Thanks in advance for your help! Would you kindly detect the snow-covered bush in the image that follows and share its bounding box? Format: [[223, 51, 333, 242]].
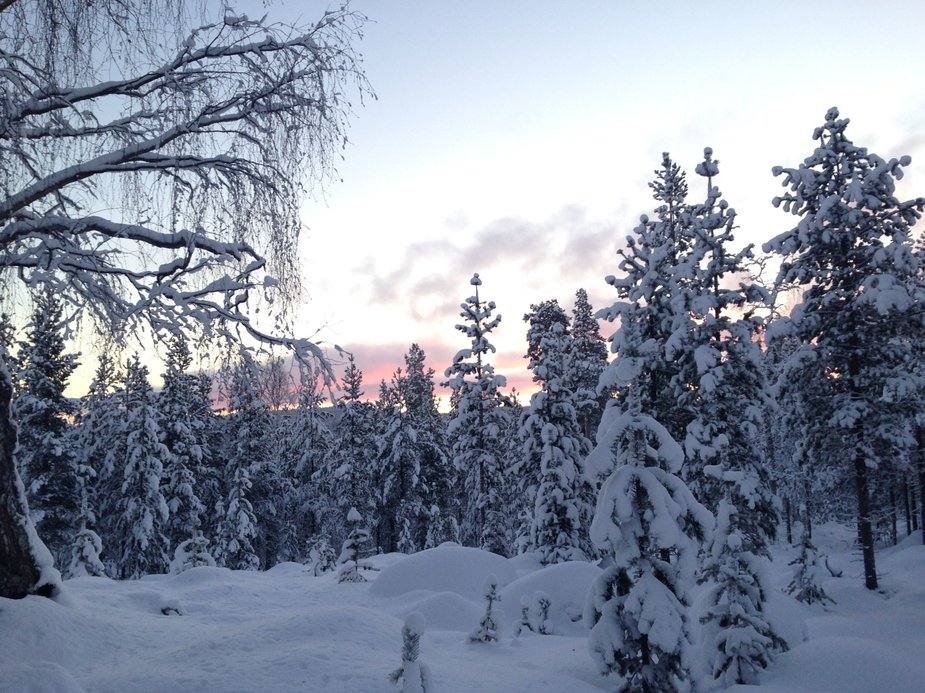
[[389, 612, 432, 692], [469, 574, 502, 643], [169, 533, 216, 574]]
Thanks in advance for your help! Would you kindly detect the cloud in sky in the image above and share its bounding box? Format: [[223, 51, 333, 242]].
[[362, 204, 627, 323]]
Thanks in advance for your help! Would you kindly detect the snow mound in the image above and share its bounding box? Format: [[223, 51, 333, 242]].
[[3, 662, 86, 693], [761, 635, 925, 693], [370, 545, 515, 600], [500, 560, 601, 635], [400, 591, 483, 631]]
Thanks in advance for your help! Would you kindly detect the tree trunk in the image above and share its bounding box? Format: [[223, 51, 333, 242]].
[[903, 476, 912, 537], [917, 426, 925, 544], [784, 495, 793, 545], [889, 482, 898, 546], [854, 453, 878, 590], [0, 358, 56, 598]]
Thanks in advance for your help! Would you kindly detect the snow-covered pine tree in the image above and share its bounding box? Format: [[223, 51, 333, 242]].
[[338, 507, 374, 582], [158, 334, 208, 556], [214, 361, 264, 571], [763, 108, 925, 590], [671, 148, 786, 684], [469, 574, 502, 643], [389, 612, 432, 693], [317, 354, 376, 549], [169, 531, 216, 574], [13, 291, 80, 566], [375, 367, 425, 554], [583, 154, 718, 688], [786, 533, 835, 606], [444, 274, 511, 555], [75, 352, 123, 563], [566, 288, 609, 441], [517, 299, 595, 563], [403, 344, 453, 549], [597, 154, 697, 447], [113, 354, 171, 579], [278, 365, 332, 562], [65, 527, 106, 578]]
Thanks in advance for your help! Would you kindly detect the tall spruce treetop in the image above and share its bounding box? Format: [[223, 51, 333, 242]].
[[444, 274, 510, 555], [763, 108, 925, 590], [598, 154, 695, 444]]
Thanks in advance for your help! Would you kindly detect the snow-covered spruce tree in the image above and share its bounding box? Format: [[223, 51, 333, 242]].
[[786, 533, 835, 606], [0, 0, 368, 599], [584, 298, 712, 691], [403, 344, 453, 549], [169, 531, 216, 574], [444, 274, 512, 555], [517, 299, 595, 563], [158, 334, 208, 555], [672, 148, 786, 684], [216, 361, 268, 571], [338, 507, 374, 583], [12, 291, 80, 567], [763, 108, 925, 590], [317, 354, 377, 548], [598, 154, 698, 448], [66, 527, 106, 578], [113, 355, 171, 579], [389, 612, 433, 693], [469, 574, 502, 643], [567, 288, 609, 442], [279, 366, 332, 562]]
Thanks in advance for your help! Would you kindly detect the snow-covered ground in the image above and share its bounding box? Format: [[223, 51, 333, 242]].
[[3, 527, 924, 692]]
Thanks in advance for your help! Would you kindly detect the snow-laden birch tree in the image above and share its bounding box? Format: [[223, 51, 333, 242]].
[[0, 0, 369, 598]]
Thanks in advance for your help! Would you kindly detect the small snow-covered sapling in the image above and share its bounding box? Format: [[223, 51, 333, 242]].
[[338, 507, 376, 583], [389, 612, 432, 693], [306, 535, 337, 576], [514, 595, 535, 636], [533, 590, 553, 635], [169, 532, 216, 575], [787, 535, 835, 606], [469, 574, 501, 643]]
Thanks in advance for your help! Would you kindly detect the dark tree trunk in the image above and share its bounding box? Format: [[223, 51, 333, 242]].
[[903, 477, 912, 537], [889, 481, 898, 546], [784, 495, 793, 545], [0, 360, 54, 599], [854, 453, 878, 590], [917, 426, 925, 544]]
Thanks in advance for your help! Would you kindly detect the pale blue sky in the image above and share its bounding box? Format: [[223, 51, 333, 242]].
[[279, 1, 925, 399]]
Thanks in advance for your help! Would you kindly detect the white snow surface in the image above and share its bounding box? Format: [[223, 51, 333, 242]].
[[2, 527, 924, 692]]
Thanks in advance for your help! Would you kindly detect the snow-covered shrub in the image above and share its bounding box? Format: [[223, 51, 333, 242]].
[[787, 535, 835, 606], [469, 574, 502, 643], [338, 508, 375, 583], [389, 612, 432, 692], [169, 533, 216, 574]]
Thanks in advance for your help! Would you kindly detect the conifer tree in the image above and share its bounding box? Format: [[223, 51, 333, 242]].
[[158, 335, 208, 554], [763, 108, 925, 590], [444, 274, 511, 555], [390, 612, 432, 693], [215, 361, 264, 571], [566, 288, 609, 441], [517, 299, 595, 563], [13, 291, 80, 566], [682, 149, 786, 684], [469, 574, 502, 643], [113, 354, 171, 579], [317, 354, 376, 548], [338, 507, 374, 582]]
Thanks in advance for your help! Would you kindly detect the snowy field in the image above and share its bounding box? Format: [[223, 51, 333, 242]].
[[3, 526, 924, 693]]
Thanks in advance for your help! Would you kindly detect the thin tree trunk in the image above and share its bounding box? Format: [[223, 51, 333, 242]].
[[784, 495, 793, 545], [854, 453, 878, 590], [889, 482, 898, 546], [0, 358, 55, 598], [903, 476, 912, 537], [917, 426, 925, 544]]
